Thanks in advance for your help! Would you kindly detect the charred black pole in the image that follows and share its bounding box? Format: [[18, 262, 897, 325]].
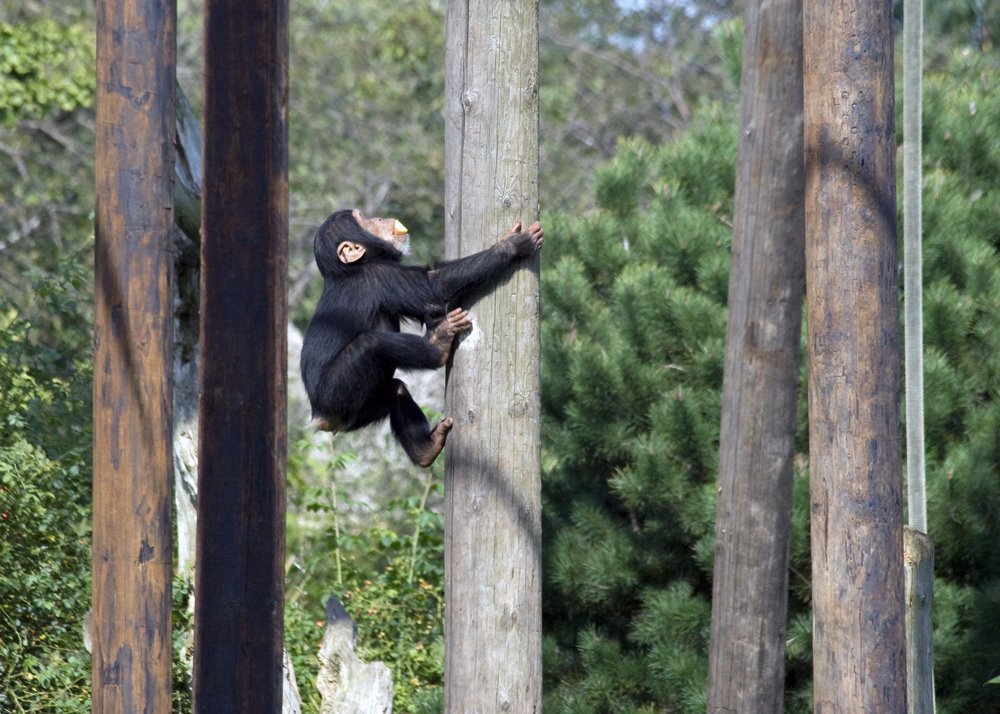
[[193, 0, 289, 710]]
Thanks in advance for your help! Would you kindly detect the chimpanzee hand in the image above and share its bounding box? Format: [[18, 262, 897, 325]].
[[427, 308, 473, 366], [503, 220, 545, 258]]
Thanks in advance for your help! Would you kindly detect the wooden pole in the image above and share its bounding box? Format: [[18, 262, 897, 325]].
[[905, 527, 936, 714], [193, 0, 289, 710], [443, 0, 542, 711], [706, 0, 804, 709], [803, 0, 907, 709], [93, 0, 175, 710]]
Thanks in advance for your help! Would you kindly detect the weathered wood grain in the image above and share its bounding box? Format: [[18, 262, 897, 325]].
[[804, 0, 907, 708], [93, 0, 176, 710], [905, 527, 935, 714], [443, 1, 542, 711], [707, 0, 805, 710], [193, 0, 289, 710]]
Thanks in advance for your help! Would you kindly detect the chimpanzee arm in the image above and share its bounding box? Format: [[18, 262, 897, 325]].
[[428, 223, 543, 304], [358, 262, 440, 320]]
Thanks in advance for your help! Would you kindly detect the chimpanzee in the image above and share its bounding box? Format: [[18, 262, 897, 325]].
[[300, 209, 544, 467]]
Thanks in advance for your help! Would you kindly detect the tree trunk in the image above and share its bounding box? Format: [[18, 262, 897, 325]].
[[905, 528, 935, 714], [316, 596, 393, 714], [443, 1, 542, 711], [173, 82, 202, 577], [193, 0, 289, 710], [707, 0, 804, 709], [92, 1, 175, 710], [803, 0, 907, 708]]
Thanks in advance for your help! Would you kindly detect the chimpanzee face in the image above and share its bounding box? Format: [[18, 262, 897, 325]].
[[352, 209, 410, 256]]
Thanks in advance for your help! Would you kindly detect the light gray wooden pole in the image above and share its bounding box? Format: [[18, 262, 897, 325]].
[[902, 1, 935, 710], [443, 0, 542, 711]]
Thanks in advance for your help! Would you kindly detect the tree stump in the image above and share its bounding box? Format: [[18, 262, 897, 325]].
[[317, 596, 393, 714]]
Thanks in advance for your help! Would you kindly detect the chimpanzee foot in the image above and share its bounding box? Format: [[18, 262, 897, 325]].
[[412, 417, 454, 467], [312, 416, 342, 433], [428, 308, 472, 366]]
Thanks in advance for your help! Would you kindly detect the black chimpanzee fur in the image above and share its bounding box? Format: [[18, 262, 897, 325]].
[[300, 209, 544, 467]]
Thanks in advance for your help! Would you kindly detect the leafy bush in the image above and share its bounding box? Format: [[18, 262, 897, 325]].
[[541, 114, 736, 714], [285, 441, 446, 712], [0, 262, 93, 711], [540, 48, 1000, 713], [0, 18, 94, 125]]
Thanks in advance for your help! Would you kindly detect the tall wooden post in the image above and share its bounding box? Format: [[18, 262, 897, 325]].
[[193, 0, 289, 710], [93, 1, 175, 710], [443, 0, 542, 711], [707, 0, 804, 709], [804, 0, 907, 709]]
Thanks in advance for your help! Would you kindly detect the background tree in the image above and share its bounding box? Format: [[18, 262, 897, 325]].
[[539, 38, 1000, 714], [0, 9, 96, 708], [0, 10, 94, 302], [538, 0, 742, 212], [0, 266, 92, 711], [917, 47, 1000, 712], [540, 114, 739, 713], [899, 0, 998, 68]]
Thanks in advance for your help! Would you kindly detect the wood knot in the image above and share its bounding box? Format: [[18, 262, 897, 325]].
[[508, 393, 531, 419]]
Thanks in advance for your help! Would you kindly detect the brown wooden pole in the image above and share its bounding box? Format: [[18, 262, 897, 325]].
[[192, 0, 288, 710], [706, 0, 804, 709], [443, 0, 542, 710], [803, 0, 906, 709], [93, 1, 176, 711]]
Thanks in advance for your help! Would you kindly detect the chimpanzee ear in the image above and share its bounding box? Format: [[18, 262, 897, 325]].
[[337, 241, 366, 264]]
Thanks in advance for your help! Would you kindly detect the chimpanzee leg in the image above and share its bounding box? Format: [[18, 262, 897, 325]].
[[369, 308, 471, 370], [309, 310, 470, 435], [312, 330, 443, 428], [388, 379, 453, 467]]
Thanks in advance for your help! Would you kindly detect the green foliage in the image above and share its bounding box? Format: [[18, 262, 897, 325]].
[[171, 577, 195, 714], [0, 10, 95, 308], [284, 0, 447, 276], [285, 443, 446, 712], [337, 525, 445, 714], [0, 4, 997, 713], [0, 265, 92, 712], [916, 49, 1000, 713], [539, 0, 740, 213], [541, 46, 1000, 713], [911, 3, 1000, 69], [0, 18, 100, 700], [541, 99, 735, 714], [714, 19, 745, 93], [0, 19, 94, 125]]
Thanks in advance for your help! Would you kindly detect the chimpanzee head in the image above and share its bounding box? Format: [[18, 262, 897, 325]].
[[313, 209, 410, 277]]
